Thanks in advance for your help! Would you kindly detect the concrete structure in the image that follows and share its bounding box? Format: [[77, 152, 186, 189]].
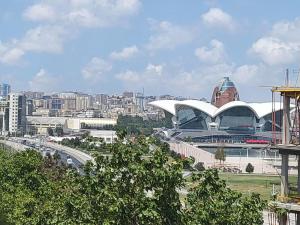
[[89, 130, 117, 144], [67, 117, 117, 130], [271, 86, 300, 225], [9, 93, 26, 134], [26, 116, 117, 134]]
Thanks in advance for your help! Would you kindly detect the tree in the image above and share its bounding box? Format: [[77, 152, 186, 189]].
[[0, 138, 265, 225], [246, 163, 254, 173], [55, 127, 64, 137], [47, 127, 54, 136], [194, 162, 205, 171], [185, 169, 266, 225], [215, 146, 226, 164]]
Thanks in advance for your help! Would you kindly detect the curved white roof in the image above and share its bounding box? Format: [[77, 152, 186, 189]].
[[175, 100, 217, 117], [248, 102, 283, 118], [148, 100, 180, 115], [214, 101, 259, 118], [148, 100, 289, 118]]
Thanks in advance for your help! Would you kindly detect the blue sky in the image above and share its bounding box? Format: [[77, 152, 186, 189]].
[[1, 0, 300, 102]]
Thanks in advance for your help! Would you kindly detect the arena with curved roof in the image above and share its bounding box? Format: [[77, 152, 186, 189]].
[[149, 99, 287, 143]]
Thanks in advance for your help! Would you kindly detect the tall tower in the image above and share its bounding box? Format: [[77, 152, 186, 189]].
[[8, 93, 26, 134], [0, 83, 11, 98], [211, 77, 239, 108]]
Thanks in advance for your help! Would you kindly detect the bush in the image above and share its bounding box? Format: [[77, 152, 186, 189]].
[[194, 162, 205, 171], [246, 163, 254, 173]]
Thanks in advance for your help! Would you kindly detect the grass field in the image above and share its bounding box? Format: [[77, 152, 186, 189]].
[[219, 173, 297, 200]]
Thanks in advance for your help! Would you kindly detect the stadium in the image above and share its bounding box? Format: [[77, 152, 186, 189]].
[[149, 77, 288, 144]]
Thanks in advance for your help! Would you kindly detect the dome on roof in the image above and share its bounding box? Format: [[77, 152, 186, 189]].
[[211, 77, 239, 108]]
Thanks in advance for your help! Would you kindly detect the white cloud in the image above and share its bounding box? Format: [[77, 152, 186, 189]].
[[250, 37, 299, 65], [232, 64, 260, 84], [146, 20, 194, 51], [202, 8, 235, 30], [115, 63, 163, 83], [0, 47, 24, 65], [29, 69, 59, 92], [110, 45, 139, 60], [20, 26, 66, 53], [250, 18, 300, 65], [0, 0, 141, 65], [23, 3, 56, 22], [145, 63, 163, 76], [115, 70, 140, 82], [0, 25, 66, 65], [24, 0, 141, 28], [82, 57, 112, 80], [195, 39, 226, 64]]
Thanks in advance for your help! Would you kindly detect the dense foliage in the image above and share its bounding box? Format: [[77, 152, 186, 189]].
[[115, 115, 173, 135], [60, 135, 110, 153], [0, 135, 266, 225]]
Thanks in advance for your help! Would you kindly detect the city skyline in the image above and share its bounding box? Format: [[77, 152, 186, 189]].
[[1, 1, 300, 101]]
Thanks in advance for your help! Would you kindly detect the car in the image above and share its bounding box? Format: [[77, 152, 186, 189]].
[[67, 158, 73, 165]]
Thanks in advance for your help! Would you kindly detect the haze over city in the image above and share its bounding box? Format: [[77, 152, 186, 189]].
[[1, 1, 300, 101]]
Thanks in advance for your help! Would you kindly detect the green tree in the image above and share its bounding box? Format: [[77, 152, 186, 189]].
[[185, 169, 266, 225], [55, 127, 64, 137], [0, 138, 265, 225], [194, 162, 205, 171], [246, 163, 254, 173], [215, 145, 226, 164], [47, 127, 54, 136]]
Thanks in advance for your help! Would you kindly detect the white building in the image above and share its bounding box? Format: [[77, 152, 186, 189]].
[[89, 130, 117, 144], [9, 93, 26, 133], [26, 116, 117, 134]]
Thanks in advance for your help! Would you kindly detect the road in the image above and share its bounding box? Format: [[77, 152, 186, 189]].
[[1, 137, 94, 173]]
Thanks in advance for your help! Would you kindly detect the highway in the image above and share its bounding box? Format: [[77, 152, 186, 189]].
[[1, 137, 94, 173]]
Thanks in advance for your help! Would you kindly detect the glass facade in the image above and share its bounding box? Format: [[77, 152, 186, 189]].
[[261, 110, 282, 132], [177, 106, 208, 129], [218, 107, 255, 134]]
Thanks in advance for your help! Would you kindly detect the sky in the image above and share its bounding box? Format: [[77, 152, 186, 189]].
[[1, 0, 300, 102]]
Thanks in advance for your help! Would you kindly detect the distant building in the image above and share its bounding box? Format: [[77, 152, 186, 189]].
[[95, 94, 108, 105], [26, 116, 117, 134], [9, 93, 26, 133], [26, 99, 34, 116], [211, 77, 239, 108], [24, 91, 44, 99], [50, 98, 63, 110], [135, 92, 144, 112], [0, 99, 9, 134], [76, 95, 93, 111], [123, 91, 134, 98], [0, 83, 11, 98]]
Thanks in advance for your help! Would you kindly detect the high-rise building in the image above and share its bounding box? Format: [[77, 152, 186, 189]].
[[26, 99, 34, 116], [0, 99, 9, 134], [211, 77, 239, 108], [95, 94, 108, 105], [9, 93, 26, 133], [0, 83, 11, 98], [135, 92, 144, 112], [76, 95, 93, 111]]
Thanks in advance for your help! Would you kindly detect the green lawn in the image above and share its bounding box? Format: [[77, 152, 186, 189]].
[[219, 173, 297, 200]]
